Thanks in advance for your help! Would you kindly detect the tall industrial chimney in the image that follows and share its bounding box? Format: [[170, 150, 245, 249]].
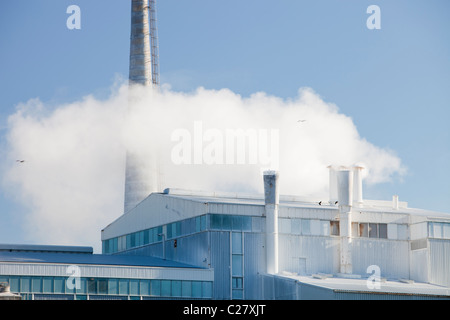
[[337, 169, 353, 275], [124, 0, 160, 213], [263, 170, 280, 275]]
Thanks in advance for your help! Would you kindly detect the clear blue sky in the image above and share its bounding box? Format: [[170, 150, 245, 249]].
[[0, 0, 449, 245]]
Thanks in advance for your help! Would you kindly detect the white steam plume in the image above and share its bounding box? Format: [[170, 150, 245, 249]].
[[2, 83, 404, 251]]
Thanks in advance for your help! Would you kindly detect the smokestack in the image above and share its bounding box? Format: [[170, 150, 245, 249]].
[[352, 165, 364, 208], [263, 170, 279, 275], [124, 0, 159, 213], [393, 195, 399, 210], [337, 169, 353, 275]]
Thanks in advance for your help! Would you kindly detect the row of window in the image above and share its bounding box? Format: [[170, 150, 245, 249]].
[[103, 215, 207, 254], [0, 276, 212, 299], [104, 214, 411, 254], [429, 222, 450, 239]]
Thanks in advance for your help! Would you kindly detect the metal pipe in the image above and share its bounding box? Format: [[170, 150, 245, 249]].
[[263, 170, 279, 274]]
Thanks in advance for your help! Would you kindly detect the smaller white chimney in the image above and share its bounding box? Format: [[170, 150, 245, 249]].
[[393, 195, 399, 210], [337, 169, 353, 275], [352, 165, 364, 208], [263, 170, 279, 275]]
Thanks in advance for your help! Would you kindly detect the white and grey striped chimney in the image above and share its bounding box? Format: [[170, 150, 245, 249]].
[[124, 0, 159, 213]]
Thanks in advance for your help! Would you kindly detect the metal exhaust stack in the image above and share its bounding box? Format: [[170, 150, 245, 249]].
[[352, 165, 364, 208], [263, 170, 280, 275], [337, 169, 353, 275], [124, 0, 159, 213]]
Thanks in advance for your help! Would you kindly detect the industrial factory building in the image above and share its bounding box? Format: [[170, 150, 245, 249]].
[[1, 0, 450, 301]]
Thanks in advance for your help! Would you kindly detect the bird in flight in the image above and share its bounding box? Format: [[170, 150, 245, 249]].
[[297, 119, 306, 123], [16, 160, 25, 163]]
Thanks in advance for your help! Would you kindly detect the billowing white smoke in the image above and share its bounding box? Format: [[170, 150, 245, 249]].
[[2, 83, 404, 251]]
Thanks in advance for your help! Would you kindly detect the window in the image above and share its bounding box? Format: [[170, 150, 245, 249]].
[[130, 280, 139, 295], [171, 280, 181, 297], [108, 279, 118, 295], [232, 255, 243, 277], [369, 223, 378, 238], [379, 224, 388, 239], [202, 282, 213, 298], [140, 280, 150, 296], [151, 280, 161, 296], [161, 280, 171, 297], [330, 221, 340, 236], [20, 277, 30, 293], [32, 277, 42, 293], [182, 281, 192, 298], [119, 279, 128, 295], [232, 233, 242, 254], [192, 281, 202, 298], [42, 277, 53, 293], [359, 223, 369, 237], [98, 279, 108, 295], [87, 278, 97, 294], [54, 278, 65, 294], [302, 219, 311, 235]]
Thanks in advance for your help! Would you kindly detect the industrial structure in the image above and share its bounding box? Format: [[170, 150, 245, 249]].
[[1, 0, 450, 300]]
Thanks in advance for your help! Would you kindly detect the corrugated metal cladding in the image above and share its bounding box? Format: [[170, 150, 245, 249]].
[[332, 291, 450, 300], [351, 239, 409, 279], [278, 235, 340, 275], [210, 232, 231, 300], [0, 263, 213, 282], [429, 239, 450, 287], [243, 233, 266, 299]]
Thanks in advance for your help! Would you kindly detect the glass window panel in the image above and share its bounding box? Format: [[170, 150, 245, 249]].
[[167, 223, 173, 239], [77, 278, 86, 294], [75, 295, 87, 300], [130, 280, 139, 295], [32, 277, 42, 293], [20, 277, 30, 293], [119, 279, 129, 295], [98, 279, 108, 295], [144, 229, 150, 245], [202, 282, 213, 298], [171, 280, 181, 297], [242, 216, 252, 231], [195, 216, 201, 232], [126, 234, 131, 249], [321, 220, 330, 236], [331, 221, 340, 236], [280, 219, 291, 234], [161, 280, 171, 297], [151, 280, 161, 296], [211, 214, 222, 229], [192, 281, 202, 298], [232, 232, 242, 254], [201, 215, 207, 231], [176, 222, 182, 237], [292, 219, 301, 235], [103, 240, 109, 254], [232, 255, 243, 276], [232, 215, 242, 230], [113, 238, 118, 252], [54, 278, 65, 294], [108, 279, 118, 295], [398, 224, 408, 240], [369, 223, 378, 238], [360, 223, 368, 237], [379, 224, 388, 239], [310, 220, 321, 235], [42, 277, 53, 293], [157, 226, 163, 241], [182, 281, 192, 297], [433, 223, 443, 238], [232, 277, 243, 289], [302, 219, 311, 235], [252, 216, 263, 232], [222, 215, 232, 230], [140, 280, 150, 296], [444, 224, 450, 239], [87, 278, 97, 294], [9, 277, 19, 293]]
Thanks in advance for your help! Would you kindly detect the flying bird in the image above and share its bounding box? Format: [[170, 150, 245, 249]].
[[318, 201, 322, 205], [16, 160, 25, 163], [297, 119, 307, 123]]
